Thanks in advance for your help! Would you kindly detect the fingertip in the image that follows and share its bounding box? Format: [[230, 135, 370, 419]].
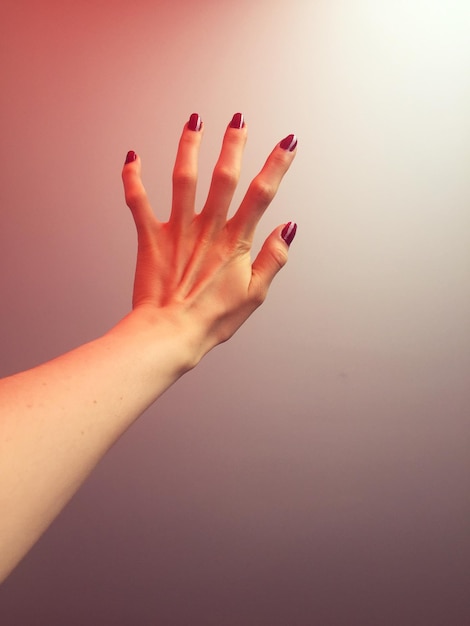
[[121, 151, 151, 219], [280, 221, 297, 247], [122, 150, 141, 183], [125, 150, 137, 165], [251, 225, 291, 289], [178, 115, 204, 152], [279, 134, 298, 153], [187, 113, 203, 132], [229, 112, 245, 130]]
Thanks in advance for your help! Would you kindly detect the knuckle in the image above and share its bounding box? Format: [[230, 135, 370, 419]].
[[214, 325, 234, 345], [250, 177, 276, 206], [213, 164, 239, 189], [249, 275, 268, 307], [251, 286, 268, 308], [125, 187, 145, 209], [173, 167, 196, 190], [270, 244, 288, 270], [271, 149, 289, 167]]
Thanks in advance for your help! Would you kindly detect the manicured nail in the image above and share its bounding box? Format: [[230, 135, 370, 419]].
[[125, 150, 137, 164], [281, 222, 297, 246], [229, 112, 244, 129], [280, 134, 298, 152], [188, 113, 202, 131]]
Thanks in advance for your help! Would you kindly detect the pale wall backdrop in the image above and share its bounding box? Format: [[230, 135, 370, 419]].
[[1, 1, 469, 624]]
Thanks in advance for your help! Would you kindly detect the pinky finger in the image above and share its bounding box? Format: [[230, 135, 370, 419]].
[[122, 151, 159, 231]]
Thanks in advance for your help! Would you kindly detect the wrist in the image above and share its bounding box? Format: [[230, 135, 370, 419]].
[[107, 304, 207, 385]]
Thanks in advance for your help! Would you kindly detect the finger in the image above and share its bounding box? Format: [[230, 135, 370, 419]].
[[200, 112, 247, 226], [229, 134, 297, 243], [122, 151, 159, 232], [170, 113, 204, 224], [249, 222, 297, 304]]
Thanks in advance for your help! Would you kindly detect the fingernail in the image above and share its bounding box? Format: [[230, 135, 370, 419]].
[[188, 113, 203, 132], [280, 134, 298, 152], [229, 112, 244, 129], [281, 222, 297, 246], [125, 150, 137, 164]]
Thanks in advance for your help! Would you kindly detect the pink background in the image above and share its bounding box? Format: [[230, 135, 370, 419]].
[[1, 0, 470, 624]]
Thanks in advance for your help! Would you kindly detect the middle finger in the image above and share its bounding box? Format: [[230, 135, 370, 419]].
[[199, 112, 248, 228]]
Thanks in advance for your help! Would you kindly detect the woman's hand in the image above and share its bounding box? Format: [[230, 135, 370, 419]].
[[0, 114, 297, 581], [122, 113, 297, 364]]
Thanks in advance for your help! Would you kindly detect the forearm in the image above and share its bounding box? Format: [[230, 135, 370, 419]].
[[0, 307, 197, 582], [0, 114, 297, 583]]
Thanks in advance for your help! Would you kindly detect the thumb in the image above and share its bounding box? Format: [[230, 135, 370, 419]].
[[249, 222, 297, 302]]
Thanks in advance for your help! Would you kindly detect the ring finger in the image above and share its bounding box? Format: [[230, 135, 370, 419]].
[[170, 113, 204, 225]]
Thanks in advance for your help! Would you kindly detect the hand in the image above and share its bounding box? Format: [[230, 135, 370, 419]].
[[122, 113, 297, 364], [0, 114, 298, 581]]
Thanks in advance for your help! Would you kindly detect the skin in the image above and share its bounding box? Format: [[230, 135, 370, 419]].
[[0, 115, 296, 583]]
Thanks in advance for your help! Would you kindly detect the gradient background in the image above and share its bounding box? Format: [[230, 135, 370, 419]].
[[1, 1, 470, 624]]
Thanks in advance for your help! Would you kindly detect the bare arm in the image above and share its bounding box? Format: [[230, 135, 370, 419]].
[[0, 113, 297, 582]]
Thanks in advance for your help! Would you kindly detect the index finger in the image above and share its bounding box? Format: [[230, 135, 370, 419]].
[[228, 134, 297, 243]]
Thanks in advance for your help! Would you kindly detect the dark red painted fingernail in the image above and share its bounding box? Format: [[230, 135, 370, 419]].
[[280, 134, 298, 152], [188, 113, 202, 131], [229, 112, 244, 129], [281, 222, 297, 246], [125, 150, 137, 164]]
